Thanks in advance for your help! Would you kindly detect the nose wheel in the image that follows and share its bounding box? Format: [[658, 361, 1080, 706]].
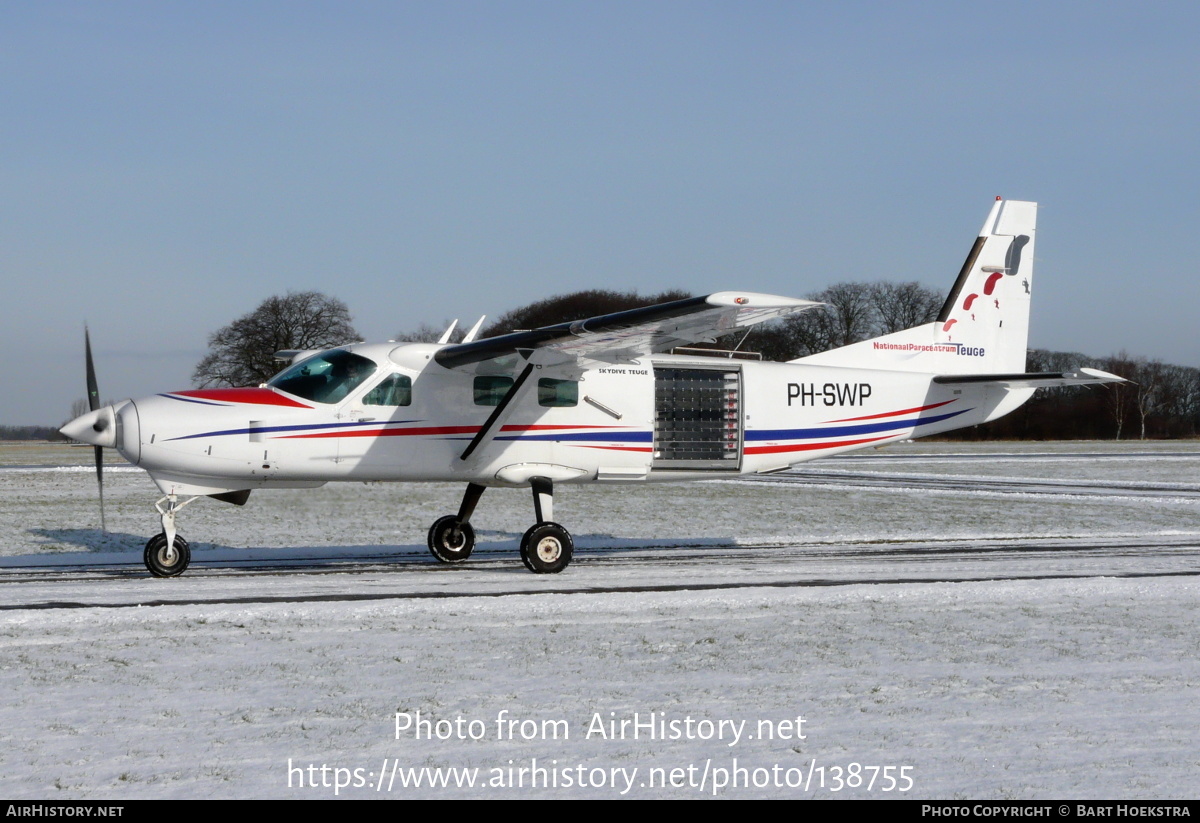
[[144, 533, 191, 577]]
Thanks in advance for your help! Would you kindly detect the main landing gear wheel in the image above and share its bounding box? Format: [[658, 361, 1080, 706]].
[[427, 515, 476, 563], [144, 533, 191, 578], [520, 522, 573, 574]]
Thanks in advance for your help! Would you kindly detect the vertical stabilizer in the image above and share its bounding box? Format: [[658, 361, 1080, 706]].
[[794, 198, 1037, 375]]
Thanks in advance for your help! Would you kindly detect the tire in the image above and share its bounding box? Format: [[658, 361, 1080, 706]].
[[427, 515, 475, 563], [519, 522, 573, 574], [144, 533, 191, 578]]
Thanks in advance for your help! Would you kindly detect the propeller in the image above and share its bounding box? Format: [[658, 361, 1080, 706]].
[[84, 326, 106, 533]]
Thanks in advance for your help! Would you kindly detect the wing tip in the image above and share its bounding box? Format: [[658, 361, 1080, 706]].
[[705, 291, 821, 309]]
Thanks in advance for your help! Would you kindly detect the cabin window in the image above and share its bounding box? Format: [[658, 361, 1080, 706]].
[[474, 375, 513, 406], [362, 373, 412, 407], [537, 378, 578, 407], [268, 349, 377, 404]]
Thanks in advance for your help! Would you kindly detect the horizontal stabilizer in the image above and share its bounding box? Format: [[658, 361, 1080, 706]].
[[932, 368, 1125, 389]]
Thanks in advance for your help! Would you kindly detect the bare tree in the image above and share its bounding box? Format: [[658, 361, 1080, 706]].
[[774, 281, 878, 358], [869, 281, 942, 334], [776, 310, 832, 359], [1133, 359, 1165, 440], [1148, 364, 1196, 438], [816, 282, 876, 347], [193, 292, 360, 388], [1167, 365, 1200, 437], [1101, 351, 1139, 440]]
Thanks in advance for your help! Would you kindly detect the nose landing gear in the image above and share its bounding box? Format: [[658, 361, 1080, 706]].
[[144, 494, 199, 577]]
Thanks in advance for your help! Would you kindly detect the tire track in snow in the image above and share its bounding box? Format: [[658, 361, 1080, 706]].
[[3, 534, 1199, 611]]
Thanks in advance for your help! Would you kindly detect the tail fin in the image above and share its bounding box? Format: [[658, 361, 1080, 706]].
[[793, 198, 1037, 375]]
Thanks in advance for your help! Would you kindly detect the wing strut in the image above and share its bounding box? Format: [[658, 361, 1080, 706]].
[[459, 364, 535, 461]]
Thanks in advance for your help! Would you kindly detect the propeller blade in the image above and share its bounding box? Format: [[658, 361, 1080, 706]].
[[85, 327, 106, 533], [85, 326, 101, 412], [95, 445, 106, 533]]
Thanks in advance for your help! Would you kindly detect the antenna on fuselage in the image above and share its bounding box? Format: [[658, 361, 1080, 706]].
[[462, 316, 487, 343], [437, 319, 459, 344]]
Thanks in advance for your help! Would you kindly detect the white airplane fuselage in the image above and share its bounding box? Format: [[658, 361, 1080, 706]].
[[112, 342, 1030, 497], [66, 198, 1121, 577]]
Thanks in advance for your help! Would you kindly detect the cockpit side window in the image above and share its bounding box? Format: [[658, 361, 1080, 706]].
[[363, 374, 412, 407], [267, 349, 377, 404]]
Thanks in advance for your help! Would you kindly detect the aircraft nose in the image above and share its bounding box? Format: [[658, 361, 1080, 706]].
[[61, 406, 118, 448]]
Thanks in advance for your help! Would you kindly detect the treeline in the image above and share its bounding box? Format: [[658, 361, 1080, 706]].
[[33, 284, 1196, 441], [1, 425, 66, 441], [948, 351, 1200, 441]]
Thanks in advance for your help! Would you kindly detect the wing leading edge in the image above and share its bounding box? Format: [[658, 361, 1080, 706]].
[[434, 291, 821, 372]]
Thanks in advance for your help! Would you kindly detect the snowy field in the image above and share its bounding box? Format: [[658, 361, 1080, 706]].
[[1, 440, 1198, 799]]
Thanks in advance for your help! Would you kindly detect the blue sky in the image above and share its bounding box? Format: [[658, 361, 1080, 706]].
[[3, 1, 1198, 424]]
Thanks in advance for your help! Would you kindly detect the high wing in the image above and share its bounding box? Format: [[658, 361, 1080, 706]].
[[434, 291, 821, 373]]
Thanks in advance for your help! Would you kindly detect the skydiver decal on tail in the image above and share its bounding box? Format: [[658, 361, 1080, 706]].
[[794, 197, 1037, 376]]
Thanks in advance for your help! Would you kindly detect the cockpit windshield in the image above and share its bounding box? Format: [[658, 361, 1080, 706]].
[[267, 349, 377, 404]]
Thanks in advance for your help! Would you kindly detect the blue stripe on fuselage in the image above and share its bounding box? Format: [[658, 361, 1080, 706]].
[[744, 408, 970, 441], [494, 431, 653, 443], [166, 420, 421, 441]]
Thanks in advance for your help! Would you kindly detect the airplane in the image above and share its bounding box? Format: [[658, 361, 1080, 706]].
[[61, 198, 1122, 578]]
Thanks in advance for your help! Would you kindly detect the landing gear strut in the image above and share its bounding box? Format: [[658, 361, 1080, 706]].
[[145, 494, 199, 577], [427, 477, 573, 573]]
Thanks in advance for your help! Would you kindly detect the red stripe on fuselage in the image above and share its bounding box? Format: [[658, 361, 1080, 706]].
[[824, 399, 956, 424], [744, 435, 891, 455], [499, 424, 628, 432], [277, 425, 478, 439], [275, 423, 631, 440], [171, 388, 312, 408]]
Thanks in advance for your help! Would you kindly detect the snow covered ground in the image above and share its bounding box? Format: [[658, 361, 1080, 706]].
[[1, 440, 1198, 799]]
